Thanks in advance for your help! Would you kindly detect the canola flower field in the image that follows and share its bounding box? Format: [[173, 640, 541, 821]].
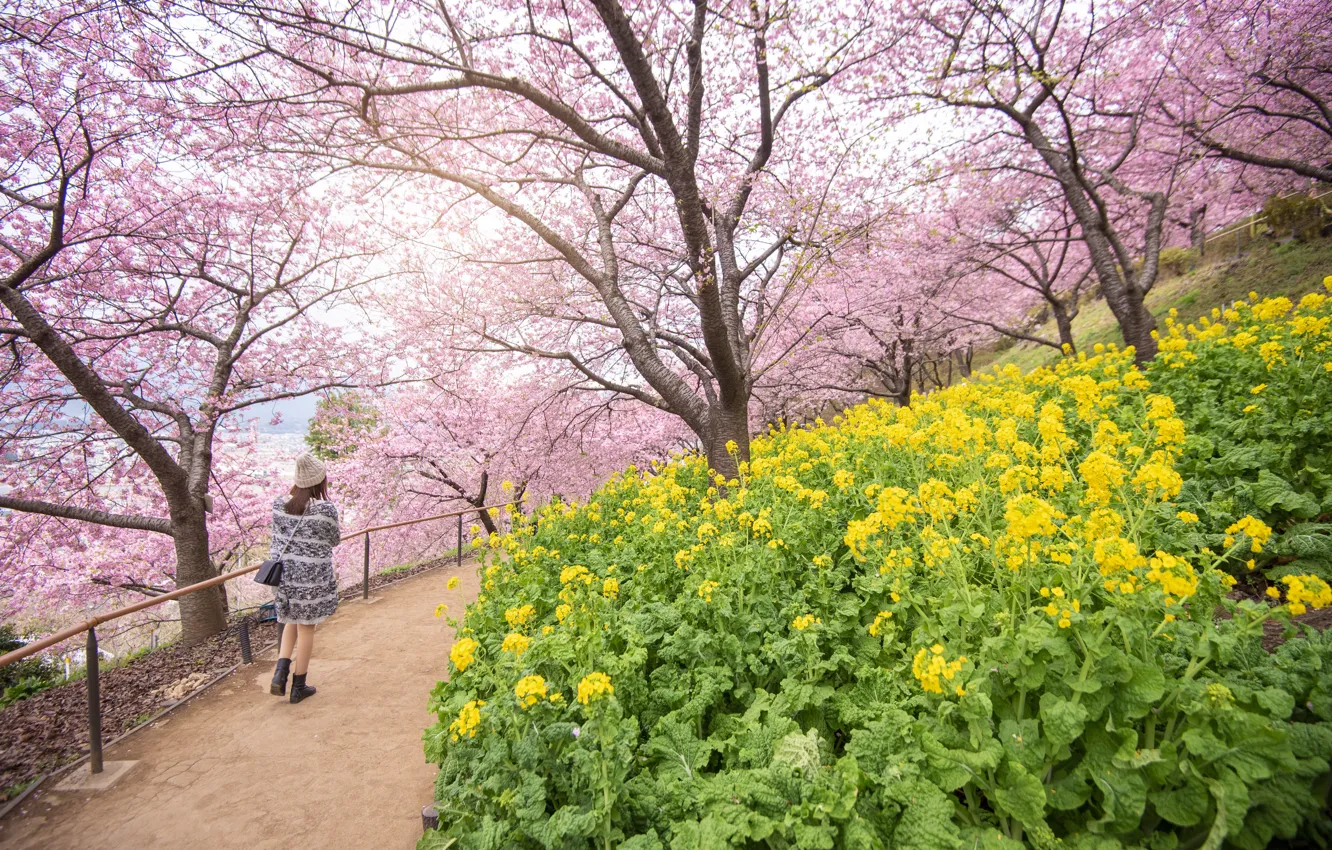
[[422, 281, 1332, 850]]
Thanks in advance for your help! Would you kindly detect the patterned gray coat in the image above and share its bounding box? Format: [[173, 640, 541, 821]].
[[270, 498, 341, 625]]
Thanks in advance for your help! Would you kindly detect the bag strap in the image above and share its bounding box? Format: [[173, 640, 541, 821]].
[[273, 507, 310, 560]]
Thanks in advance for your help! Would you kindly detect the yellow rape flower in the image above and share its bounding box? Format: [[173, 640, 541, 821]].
[[514, 675, 548, 709], [1281, 574, 1332, 615], [868, 610, 893, 636], [1131, 460, 1183, 501], [912, 644, 967, 695], [1004, 493, 1061, 541], [449, 700, 484, 741], [576, 672, 614, 705], [792, 613, 821, 631], [501, 632, 531, 657], [1224, 515, 1273, 552], [1079, 450, 1126, 505], [1145, 395, 1176, 421], [879, 548, 914, 576], [1146, 550, 1198, 601], [505, 604, 536, 628], [450, 637, 479, 672]]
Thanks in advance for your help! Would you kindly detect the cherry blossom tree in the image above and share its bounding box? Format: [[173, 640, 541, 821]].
[[766, 222, 985, 409], [0, 3, 392, 641], [1166, 0, 1331, 186], [0, 173, 387, 640], [165, 0, 897, 478], [936, 175, 1092, 353], [318, 358, 689, 575], [891, 0, 1205, 361]]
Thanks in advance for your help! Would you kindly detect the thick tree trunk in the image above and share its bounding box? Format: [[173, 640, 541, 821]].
[[1113, 283, 1158, 362], [1020, 122, 1159, 363], [4, 273, 229, 646], [171, 513, 227, 646], [955, 346, 973, 379], [893, 347, 914, 407], [1052, 304, 1077, 354], [702, 399, 750, 481], [1063, 223, 1158, 362]]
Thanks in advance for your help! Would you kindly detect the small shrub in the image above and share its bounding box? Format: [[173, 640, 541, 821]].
[[1263, 193, 1326, 243], [0, 625, 59, 700], [1158, 246, 1199, 277]]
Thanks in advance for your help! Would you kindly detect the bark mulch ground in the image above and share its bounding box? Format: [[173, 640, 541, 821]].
[[0, 556, 456, 801], [0, 617, 278, 799]]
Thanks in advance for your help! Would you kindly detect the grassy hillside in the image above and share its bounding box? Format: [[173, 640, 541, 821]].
[[973, 237, 1332, 375]]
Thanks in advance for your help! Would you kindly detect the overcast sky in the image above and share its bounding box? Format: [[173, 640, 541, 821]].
[[257, 395, 319, 434]]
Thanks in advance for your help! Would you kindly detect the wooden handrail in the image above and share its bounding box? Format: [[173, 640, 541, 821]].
[[343, 502, 516, 539], [0, 501, 517, 669]]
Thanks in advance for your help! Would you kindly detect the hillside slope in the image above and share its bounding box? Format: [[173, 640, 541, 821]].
[[974, 238, 1332, 374]]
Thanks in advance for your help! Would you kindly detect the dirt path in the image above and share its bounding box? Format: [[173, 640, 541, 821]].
[[0, 562, 476, 850]]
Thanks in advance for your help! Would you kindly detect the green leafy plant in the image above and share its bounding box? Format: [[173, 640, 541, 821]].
[[421, 303, 1332, 849], [1263, 194, 1328, 243], [0, 624, 59, 705], [1148, 282, 1332, 583]]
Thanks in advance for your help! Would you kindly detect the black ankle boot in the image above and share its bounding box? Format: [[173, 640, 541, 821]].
[[289, 673, 316, 704], [270, 658, 291, 696]]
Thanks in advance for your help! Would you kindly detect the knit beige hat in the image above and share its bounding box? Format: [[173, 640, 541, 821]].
[[293, 453, 327, 489]]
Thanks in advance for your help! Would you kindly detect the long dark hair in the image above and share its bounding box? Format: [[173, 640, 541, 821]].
[[284, 479, 328, 516]]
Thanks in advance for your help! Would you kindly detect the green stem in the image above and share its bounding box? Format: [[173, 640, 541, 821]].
[[1069, 620, 1115, 706], [962, 784, 984, 826], [1157, 644, 1214, 735], [599, 728, 612, 850]]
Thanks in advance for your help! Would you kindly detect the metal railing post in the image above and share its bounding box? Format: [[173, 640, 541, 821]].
[[362, 532, 371, 600], [87, 627, 103, 775], [456, 514, 463, 569]]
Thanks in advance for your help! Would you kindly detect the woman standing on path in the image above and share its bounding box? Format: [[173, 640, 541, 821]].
[[269, 454, 341, 703]]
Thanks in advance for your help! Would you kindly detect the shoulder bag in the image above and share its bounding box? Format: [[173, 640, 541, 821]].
[[253, 508, 308, 587]]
